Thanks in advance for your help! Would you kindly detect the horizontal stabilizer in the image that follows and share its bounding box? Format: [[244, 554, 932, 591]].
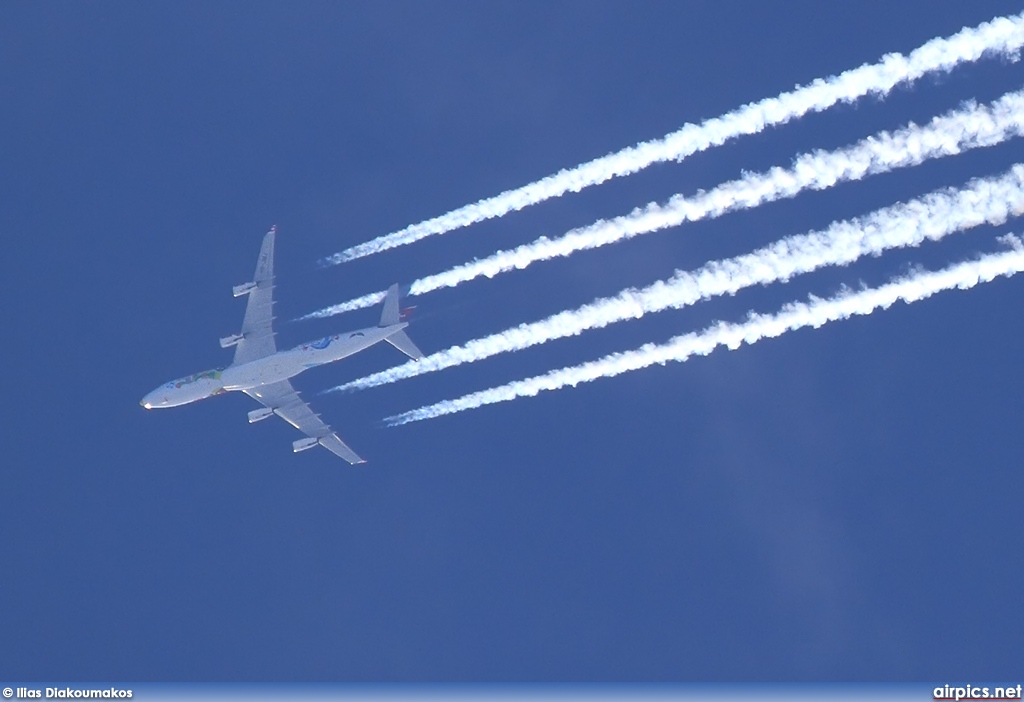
[[386, 329, 423, 361]]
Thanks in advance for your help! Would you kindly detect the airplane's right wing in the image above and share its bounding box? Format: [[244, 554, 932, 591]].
[[244, 379, 365, 464]]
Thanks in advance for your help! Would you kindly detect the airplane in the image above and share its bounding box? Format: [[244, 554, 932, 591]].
[[140, 225, 422, 464]]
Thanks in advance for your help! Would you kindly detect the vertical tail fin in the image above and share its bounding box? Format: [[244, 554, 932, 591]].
[[378, 283, 402, 327], [379, 284, 424, 360]]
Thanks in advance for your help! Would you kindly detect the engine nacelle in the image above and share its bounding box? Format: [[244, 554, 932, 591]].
[[248, 407, 274, 424], [219, 333, 244, 349], [293, 437, 319, 453], [233, 281, 258, 297]]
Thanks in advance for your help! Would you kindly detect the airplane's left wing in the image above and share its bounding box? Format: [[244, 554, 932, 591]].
[[244, 379, 366, 464], [232, 226, 278, 366]]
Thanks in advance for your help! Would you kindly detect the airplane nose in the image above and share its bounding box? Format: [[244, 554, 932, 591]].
[[140, 399, 152, 409]]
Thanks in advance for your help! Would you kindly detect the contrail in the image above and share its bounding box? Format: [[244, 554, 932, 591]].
[[302, 89, 1024, 319], [328, 166, 1024, 394], [320, 12, 1024, 266], [385, 239, 1024, 425]]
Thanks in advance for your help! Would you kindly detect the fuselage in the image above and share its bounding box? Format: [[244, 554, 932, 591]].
[[140, 322, 407, 409]]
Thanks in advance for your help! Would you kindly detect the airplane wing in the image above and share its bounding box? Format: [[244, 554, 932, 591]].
[[233, 226, 278, 365], [244, 380, 366, 464]]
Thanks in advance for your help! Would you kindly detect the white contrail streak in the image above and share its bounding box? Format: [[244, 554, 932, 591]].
[[320, 12, 1024, 266], [329, 166, 1024, 394], [302, 89, 1024, 320], [385, 240, 1024, 425]]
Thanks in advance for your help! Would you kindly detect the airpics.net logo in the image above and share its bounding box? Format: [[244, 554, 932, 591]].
[[934, 684, 1023, 700]]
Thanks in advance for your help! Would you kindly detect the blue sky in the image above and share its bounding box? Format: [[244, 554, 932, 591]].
[[3, 0, 1024, 681]]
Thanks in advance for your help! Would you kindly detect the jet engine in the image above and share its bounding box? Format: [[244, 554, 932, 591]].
[[293, 437, 319, 453], [219, 333, 244, 348], [233, 281, 257, 297], [248, 407, 274, 423]]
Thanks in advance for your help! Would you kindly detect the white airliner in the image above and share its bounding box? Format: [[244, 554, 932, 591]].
[[140, 226, 422, 464]]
